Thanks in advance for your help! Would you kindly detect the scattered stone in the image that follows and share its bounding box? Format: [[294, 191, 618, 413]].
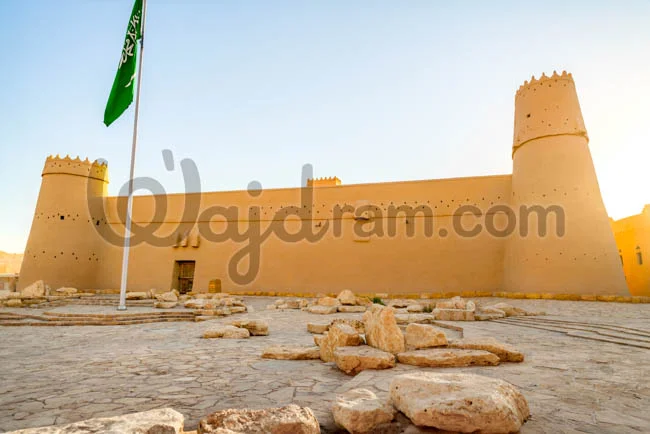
[[6, 408, 184, 434], [475, 312, 505, 321], [155, 291, 179, 303], [318, 297, 341, 307], [449, 337, 524, 362], [404, 323, 448, 350], [337, 289, 357, 306], [198, 404, 320, 434], [229, 306, 247, 314], [261, 345, 321, 360], [266, 304, 278, 310], [406, 304, 424, 313], [390, 372, 530, 433], [486, 303, 529, 317], [433, 308, 475, 321], [436, 296, 467, 310], [320, 324, 362, 362], [330, 318, 365, 334], [394, 313, 436, 325], [6, 299, 22, 308], [54, 287, 78, 296], [125, 291, 149, 300], [20, 280, 46, 298], [314, 334, 326, 347], [338, 305, 367, 313], [231, 319, 269, 336], [333, 346, 396, 375], [154, 301, 178, 309], [332, 389, 396, 433], [363, 305, 405, 354], [203, 326, 250, 339], [196, 308, 232, 316], [307, 322, 330, 334], [397, 348, 500, 367], [307, 305, 338, 315]]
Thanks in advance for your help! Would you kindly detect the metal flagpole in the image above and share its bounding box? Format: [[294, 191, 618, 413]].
[[118, 0, 148, 311]]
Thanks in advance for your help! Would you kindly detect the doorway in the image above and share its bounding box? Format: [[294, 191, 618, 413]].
[[173, 260, 195, 294]]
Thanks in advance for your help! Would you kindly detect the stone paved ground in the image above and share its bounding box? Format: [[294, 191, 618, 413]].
[[0, 297, 649, 433]]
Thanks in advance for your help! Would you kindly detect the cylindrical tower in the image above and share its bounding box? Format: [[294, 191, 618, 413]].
[[18, 155, 109, 291], [503, 71, 628, 295]]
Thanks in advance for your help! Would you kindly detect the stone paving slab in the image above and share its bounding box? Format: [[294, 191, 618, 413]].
[[0, 297, 649, 433]]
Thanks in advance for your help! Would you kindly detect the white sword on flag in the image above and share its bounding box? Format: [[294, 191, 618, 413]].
[[118, 0, 147, 311]]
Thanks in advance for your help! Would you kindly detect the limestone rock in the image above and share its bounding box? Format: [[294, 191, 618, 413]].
[[332, 389, 396, 433], [318, 296, 341, 307], [154, 301, 178, 309], [307, 322, 330, 334], [7, 408, 184, 434], [390, 372, 530, 433], [394, 313, 436, 325], [20, 280, 46, 298], [362, 305, 405, 354], [0, 289, 12, 301], [476, 312, 505, 321], [487, 303, 529, 317], [333, 346, 396, 375], [436, 296, 467, 310], [261, 345, 321, 360], [198, 404, 320, 434], [406, 304, 424, 313], [231, 319, 269, 336], [314, 334, 326, 346], [330, 318, 365, 334], [397, 348, 500, 367], [6, 299, 22, 308], [337, 289, 357, 306], [307, 305, 338, 315], [266, 304, 278, 310], [448, 337, 524, 362], [155, 291, 178, 302], [203, 326, 250, 339], [338, 305, 367, 313], [229, 306, 247, 314], [320, 324, 362, 362], [404, 323, 448, 350], [125, 291, 149, 300], [54, 287, 78, 296], [433, 308, 475, 321]]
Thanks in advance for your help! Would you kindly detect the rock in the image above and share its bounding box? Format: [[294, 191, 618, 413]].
[[475, 312, 505, 321], [6, 408, 184, 434], [285, 299, 302, 309], [362, 305, 405, 354], [307, 323, 330, 334], [54, 287, 78, 296], [330, 318, 365, 334], [388, 299, 412, 309], [337, 289, 357, 306], [6, 299, 22, 308], [229, 306, 247, 314], [390, 372, 530, 433], [0, 289, 12, 301], [314, 334, 326, 346], [20, 280, 46, 298], [433, 308, 475, 321], [125, 291, 149, 300], [404, 323, 448, 350], [320, 324, 362, 362], [406, 304, 424, 313], [436, 296, 467, 310], [338, 305, 367, 313], [196, 308, 232, 316], [261, 345, 321, 360], [307, 305, 338, 315], [397, 348, 500, 367], [155, 291, 178, 302], [394, 313, 436, 325], [203, 326, 250, 339], [266, 304, 278, 310], [487, 303, 529, 317], [466, 300, 476, 312], [198, 404, 320, 434], [318, 296, 341, 307], [154, 301, 178, 309], [231, 319, 269, 336], [448, 337, 524, 362], [333, 346, 396, 375], [332, 389, 396, 433]]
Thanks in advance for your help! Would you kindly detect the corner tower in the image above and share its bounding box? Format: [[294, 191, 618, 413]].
[[19, 156, 109, 291], [503, 72, 628, 295]]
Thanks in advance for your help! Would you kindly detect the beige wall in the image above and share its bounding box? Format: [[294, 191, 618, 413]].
[[18, 72, 630, 296], [612, 206, 650, 296]]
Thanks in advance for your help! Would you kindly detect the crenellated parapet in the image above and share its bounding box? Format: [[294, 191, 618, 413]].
[[42, 155, 109, 183], [307, 176, 342, 187], [513, 70, 588, 156]]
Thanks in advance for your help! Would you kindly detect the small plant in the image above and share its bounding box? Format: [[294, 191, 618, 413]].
[[423, 305, 433, 313], [371, 296, 385, 305]]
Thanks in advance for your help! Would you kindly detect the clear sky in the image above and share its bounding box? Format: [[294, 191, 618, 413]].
[[1, 0, 649, 253]]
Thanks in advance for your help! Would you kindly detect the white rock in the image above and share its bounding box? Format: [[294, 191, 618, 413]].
[[333, 346, 396, 375], [198, 404, 320, 434], [203, 326, 250, 339], [231, 319, 269, 336], [362, 305, 405, 354], [320, 324, 362, 362], [337, 289, 357, 306], [404, 323, 448, 350], [20, 280, 46, 298], [333, 389, 396, 433], [397, 348, 500, 367], [448, 337, 524, 362], [390, 372, 530, 433], [307, 305, 338, 315], [261, 345, 321, 360]]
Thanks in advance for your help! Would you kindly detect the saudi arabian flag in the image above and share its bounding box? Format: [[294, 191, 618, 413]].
[[104, 0, 144, 127]]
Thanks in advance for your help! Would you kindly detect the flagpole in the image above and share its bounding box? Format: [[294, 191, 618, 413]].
[[118, 0, 147, 311]]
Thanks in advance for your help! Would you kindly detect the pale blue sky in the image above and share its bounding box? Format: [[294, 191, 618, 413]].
[[1, 0, 649, 253]]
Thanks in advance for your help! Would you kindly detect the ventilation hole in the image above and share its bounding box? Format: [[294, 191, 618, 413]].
[[60, 215, 65, 220]]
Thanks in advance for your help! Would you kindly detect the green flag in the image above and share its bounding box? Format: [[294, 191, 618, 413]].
[[104, 0, 144, 127]]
